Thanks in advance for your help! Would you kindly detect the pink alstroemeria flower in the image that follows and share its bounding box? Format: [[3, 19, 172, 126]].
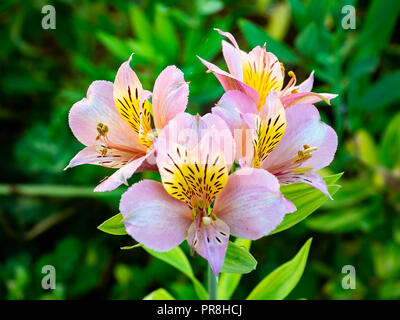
[[119, 113, 295, 275], [198, 29, 337, 110], [66, 55, 189, 192], [213, 90, 338, 197]]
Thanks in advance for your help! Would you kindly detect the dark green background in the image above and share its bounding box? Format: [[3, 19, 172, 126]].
[[1, 0, 400, 299]]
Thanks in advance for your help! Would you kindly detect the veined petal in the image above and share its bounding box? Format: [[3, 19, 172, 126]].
[[152, 66, 189, 131], [242, 46, 284, 111], [113, 54, 148, 135], [138, 100, 153, 147], [278, 170, 331, 198], [187, 215, 230, 276], [120, 180, 192, 252], [197, 56, 259, 104], [253, 92, 287, 167], [213, 169, 296, 240], [66, 145, 133, 169], [68, 80, 144, 151], [155, 113, 234, 207], [222, 40, 243, 80], [94, 152, 153, 192], [262, 104, 338, 175], [281, 92, 338, 108]]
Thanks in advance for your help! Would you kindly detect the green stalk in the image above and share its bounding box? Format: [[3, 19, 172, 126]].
[[207, 264, 218, 300]]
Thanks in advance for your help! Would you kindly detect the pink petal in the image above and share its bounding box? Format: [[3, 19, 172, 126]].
[[278, 171, 331, 198], [213, 169, 296, 240], [187, 216, 230, 276], [197, 56, 259, 104], [211, 91, 259, 167], [66, 145, 133, 169], [297, 71, 314, 92], [258, 91, 285, 120], [245, 46, 284, 92], [152, 66, 189, 131], [214, 28, 240, 49], [94, 152, 151, 192], [262, 104, 338, 172], [120, 180, 192, 252], [68, 80, 144, 151], [156, 112, 235, 170], [113, 54, 145, 103], [222, 40, 243, 80], [212, 90, 257, 132], [281, 92, 338, 108]]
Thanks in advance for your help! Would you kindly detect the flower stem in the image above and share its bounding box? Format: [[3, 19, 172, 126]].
[[207, 264, 218, 300]]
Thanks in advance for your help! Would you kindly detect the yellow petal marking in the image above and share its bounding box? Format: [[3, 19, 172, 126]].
[[160, 145, 228, 208], [138, 100, 153, 147], [242, 50, 284, 111], [253, 109, 287, 168], [114, 85, 141, 134]]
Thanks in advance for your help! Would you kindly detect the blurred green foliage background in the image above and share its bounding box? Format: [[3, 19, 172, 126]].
[[1, 0, 400, 299]]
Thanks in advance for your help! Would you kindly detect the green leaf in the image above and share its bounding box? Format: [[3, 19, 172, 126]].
[[271, 173, 343, 234], [287, 0, 308, 29], [379, 112, 400, 169], [218, 239, 251, 300], [96, 31, 132, 60], [305, 201, 380, 233], [97, 213, 127, 236], [221, 240, 257, 274], [197, 0, 224, 15], [144, 246, 208, 300], [355, 0, 400, 61], [247, 238, 312, 300], [144, 246, 194, 278], [154, 4, 179, 62], [129, 5, 153, 43], [238, 19, 299, 64], [361, 70, 400, 112], [295, 23, 318, 58], [143, 288, 175, 300]]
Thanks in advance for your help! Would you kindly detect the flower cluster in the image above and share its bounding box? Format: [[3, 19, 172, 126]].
[[67, 30, 338, 275]]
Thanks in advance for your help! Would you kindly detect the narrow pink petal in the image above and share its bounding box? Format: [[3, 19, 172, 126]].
[[94, 153, 150, 192], [278, 171, 331, 199], [113, 54, 144, 101], [222, 40, 243, 80], [68, 80, 144, 151], [67, 146, 102, 168], [214, 169, 296, 240], [120, 180, 192, 252], [281, 92, 338, 108], [262, 104, 338, 172], [187, 216, 230, 275], [66, 146, 132, 169], [152, 66, 189, 131], [197, 56, 259, 104], [214, 28, 240, 48], [297, 71, 314, 92]]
